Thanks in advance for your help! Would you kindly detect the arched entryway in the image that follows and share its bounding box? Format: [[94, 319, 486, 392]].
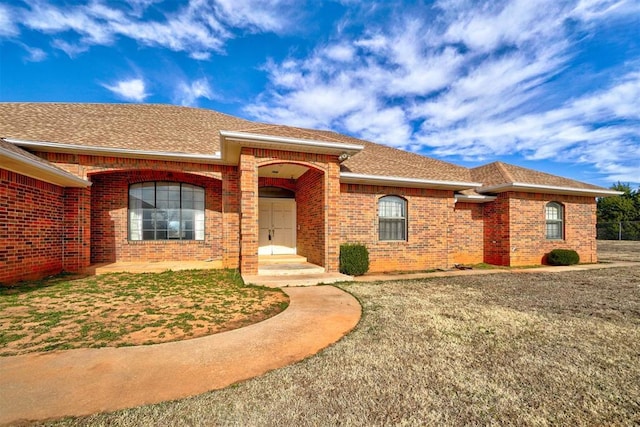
[[257, 162, 326, 267]]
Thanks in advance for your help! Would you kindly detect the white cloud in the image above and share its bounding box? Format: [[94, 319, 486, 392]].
[[24, 46, 47, 62], [324, 44, 356, 62], [174, 78, 215, 106], [6, 0, 296, 59], [103, 78, 149, 102], [415, 70, 640, 183], [246, 0, 639, 184], [213, 0, 301, 33], [51, 39, 90, 57], [0, 3, 19, 36], [571, 0, 640, 21], [24, 2, 115, 45]]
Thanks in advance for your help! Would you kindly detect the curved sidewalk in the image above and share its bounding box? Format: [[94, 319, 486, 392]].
[[0, 286, 361, 425]]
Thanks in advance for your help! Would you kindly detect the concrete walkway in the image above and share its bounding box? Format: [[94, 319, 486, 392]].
[[0, 286, 361, 426]]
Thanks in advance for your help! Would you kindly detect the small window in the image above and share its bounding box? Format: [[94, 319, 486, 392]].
[[545, 202, 564, 240], [129, 182, 205, 241], [379, 196, 407, 241]]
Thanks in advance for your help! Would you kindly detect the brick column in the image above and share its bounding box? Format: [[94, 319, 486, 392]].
[[325, 161, 341, 272], [222, 167, 240, 269], [239, 149, 258, 274], [62, 187, 91, 272]]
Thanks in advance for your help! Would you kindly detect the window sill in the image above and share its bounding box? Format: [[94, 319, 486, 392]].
[[127, 240, 206, 244]]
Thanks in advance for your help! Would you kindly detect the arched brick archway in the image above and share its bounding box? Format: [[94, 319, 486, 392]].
[[239, 150, 341, 275]]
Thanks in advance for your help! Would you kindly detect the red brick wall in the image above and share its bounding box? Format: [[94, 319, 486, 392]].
[[63, 187, 91, 272], [483, 195, 511, 265], [451, 202, 484, 265], [340, 184, 453, 273], [222, 168, 240, 269], [0, 169, 65, 284], [89, 170, 223, 263], [35, 153, 240, 269], [505, 192, 597, 265], [240, 149, 259, 274], [296, 168, 325, 266]]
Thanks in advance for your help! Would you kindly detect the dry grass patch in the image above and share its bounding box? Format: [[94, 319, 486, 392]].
[[0, 269, 288, 356], [598, 240, 640, 262], [45, 266, 640, 426]]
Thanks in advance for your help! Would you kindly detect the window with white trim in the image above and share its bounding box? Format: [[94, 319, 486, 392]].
[[545, 202, 564, 240], [129, 182, 205, 241], [378, 195, 407, 241]]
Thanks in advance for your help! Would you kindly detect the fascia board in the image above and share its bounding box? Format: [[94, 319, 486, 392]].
[[477, 182, 624, 197], [341, 172, 482, 191], [6, 138, 224, 164], [0, 144, 91, 188]]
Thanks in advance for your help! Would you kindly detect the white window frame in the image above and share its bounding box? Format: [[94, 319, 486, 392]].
[[545, 202, 564, 240], [378, 195, 407, 241]]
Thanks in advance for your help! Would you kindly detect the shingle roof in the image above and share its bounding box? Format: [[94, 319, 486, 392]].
[[0, 103, 612, 193], [0, 103, 255, 155], [0, 138, 90, 187], [0, 102, 473, 184], [471, 161, 606, 191]]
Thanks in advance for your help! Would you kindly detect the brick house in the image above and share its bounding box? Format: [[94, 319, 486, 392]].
[[0, 103, 620, 284]]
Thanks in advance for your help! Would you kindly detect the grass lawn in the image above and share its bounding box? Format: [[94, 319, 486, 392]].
[[50, 266, 640, 426], [0, 269, 288, 356]]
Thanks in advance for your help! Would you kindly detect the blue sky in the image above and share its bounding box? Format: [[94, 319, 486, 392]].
[[1, 0, 639, 187]]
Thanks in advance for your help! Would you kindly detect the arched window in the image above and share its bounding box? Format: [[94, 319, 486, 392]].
[[379, 196, 407, 241], [129, 182, 205, 241], [545, 202, 564, 240]]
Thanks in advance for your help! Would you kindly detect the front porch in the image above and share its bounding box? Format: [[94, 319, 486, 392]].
[[243, 254, 353, 287]]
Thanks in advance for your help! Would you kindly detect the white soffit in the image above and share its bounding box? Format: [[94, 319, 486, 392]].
[[220, 130, 364, 160], [477, 182, 623, 197], [454, 194, 497, 203]]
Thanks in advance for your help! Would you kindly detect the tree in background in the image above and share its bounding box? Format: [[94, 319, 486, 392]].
[[596, 183, 640, 240]]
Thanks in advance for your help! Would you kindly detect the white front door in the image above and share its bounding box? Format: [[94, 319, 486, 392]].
[[258, 199, 296, 255]]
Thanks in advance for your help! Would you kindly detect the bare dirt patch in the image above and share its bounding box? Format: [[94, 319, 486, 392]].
[[598, 240, 640, 262], [52, 266, 640, 426], [0, 269, 288, 356]]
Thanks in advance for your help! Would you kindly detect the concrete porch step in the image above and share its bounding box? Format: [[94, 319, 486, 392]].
[[258, 262, 325, 276], [258, 254, 308, 265], [243, 272, 354, 287]]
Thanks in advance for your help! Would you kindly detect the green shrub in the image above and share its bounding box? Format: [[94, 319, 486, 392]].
[[547, 249, 580, 266], [339, 244, 369, 276]]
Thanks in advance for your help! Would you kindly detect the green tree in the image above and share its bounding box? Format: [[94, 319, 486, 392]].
[[597, 183, 640, 239]]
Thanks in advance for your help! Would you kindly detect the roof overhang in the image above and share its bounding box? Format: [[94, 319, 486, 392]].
[[476, 182, 623, 197], [219, 130, 363, 163], [6, 131, 365, 166], [341, 172, 482, 191], [454, 194, 497, 203], [0, 140, 91, 188], [5, 138, 223, 164]]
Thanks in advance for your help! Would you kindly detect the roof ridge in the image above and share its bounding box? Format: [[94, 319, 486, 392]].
[[495, 161, 515, 183]]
